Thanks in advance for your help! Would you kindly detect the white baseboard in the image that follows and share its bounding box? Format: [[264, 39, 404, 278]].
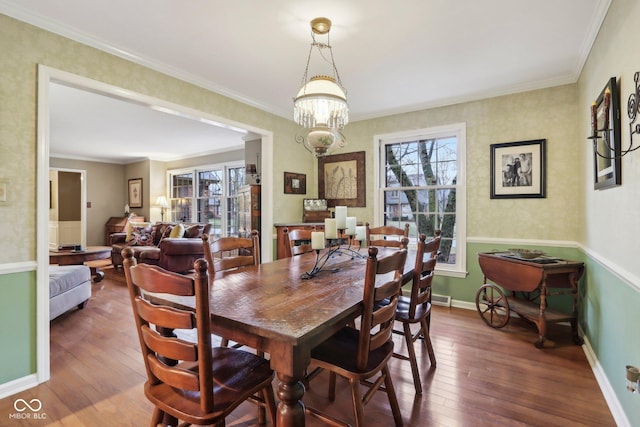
[[0, 374, 39, 401], [581, 332, 631, 427]]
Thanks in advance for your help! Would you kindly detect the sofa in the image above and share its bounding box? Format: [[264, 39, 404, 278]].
[[110, 221, 211, 273], [49, 265, 91, 320]]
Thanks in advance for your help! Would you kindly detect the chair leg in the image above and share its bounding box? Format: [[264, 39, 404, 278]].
[[262, 385, 277, 425], [220, 337, 229, 347], [349, 378, 366, 427], [420, 318, 436, 366], [328, 372, 337, 402], [403, 322, 422, 395], [150, 407, 163, 427], [382, 365, 404, 427]]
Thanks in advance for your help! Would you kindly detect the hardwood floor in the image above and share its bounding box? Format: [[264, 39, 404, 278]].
[[0, 263, 615, 426]]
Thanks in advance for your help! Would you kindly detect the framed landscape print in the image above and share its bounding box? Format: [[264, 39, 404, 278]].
[[318, 151, 366, 207], [490, 139, 546, 199], [128, 178, 143, 208]]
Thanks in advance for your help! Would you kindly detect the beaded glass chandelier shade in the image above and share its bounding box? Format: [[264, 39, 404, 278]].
[[293, 17, 348, 156]]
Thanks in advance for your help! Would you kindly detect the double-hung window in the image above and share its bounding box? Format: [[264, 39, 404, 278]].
[[376, 123, 466, 276], [168, 162, 245, 238]]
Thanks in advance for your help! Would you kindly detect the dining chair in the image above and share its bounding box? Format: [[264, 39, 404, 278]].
[[121, 248, 276, 427], [393, 231, 441, 395], [202, 230, 260, 278], [306, 246, 407, 427], [365, 223, 409, 248], [282, 227, 316, 257], [202, 231, 261, 350]]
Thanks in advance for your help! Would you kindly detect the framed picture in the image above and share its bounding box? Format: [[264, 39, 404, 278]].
[[592, 77, 622, 190], [128, 178, 143, 208], [318, 151, 366, 207], [490, 139, 546, 199], [284, 172, 306, 194]]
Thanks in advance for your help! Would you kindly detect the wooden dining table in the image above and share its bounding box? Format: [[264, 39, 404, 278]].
[[147, 247, 415, 426]]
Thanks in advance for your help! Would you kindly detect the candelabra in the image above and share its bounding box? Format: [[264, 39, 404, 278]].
[[301, 230, 366, 279]]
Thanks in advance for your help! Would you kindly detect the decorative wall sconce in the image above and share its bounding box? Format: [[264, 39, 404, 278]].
[[625, 71, 640, 156], [590, 72, 640, 160]]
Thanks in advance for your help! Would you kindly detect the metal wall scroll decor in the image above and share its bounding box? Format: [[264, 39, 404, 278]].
[[626, 71, 640, 154]]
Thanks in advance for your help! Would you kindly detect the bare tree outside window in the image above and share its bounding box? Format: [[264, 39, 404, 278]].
[[383, 137, 458, 264]]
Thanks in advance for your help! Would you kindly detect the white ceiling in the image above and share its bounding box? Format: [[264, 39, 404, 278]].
[[1, 0, 610, 164]]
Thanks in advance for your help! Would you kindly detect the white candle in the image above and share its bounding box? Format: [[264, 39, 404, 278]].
[[346, 217, 356, 235], [311, 232, 325, 250], [355, 225, 366, 241], [324, 218, 337, 239], [335, 206, 347, 229]]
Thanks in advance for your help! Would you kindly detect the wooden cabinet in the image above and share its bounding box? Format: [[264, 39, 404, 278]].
[[274, 223, 325, 259], [104, 215, 144, 244], [238, 185, 260, 238]]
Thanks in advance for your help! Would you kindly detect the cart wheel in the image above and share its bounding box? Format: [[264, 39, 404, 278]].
[[475, 284, 510, 328]]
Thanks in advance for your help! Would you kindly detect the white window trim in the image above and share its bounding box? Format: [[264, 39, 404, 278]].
[[373, 123, 467, 278], [167, 161, 244, 234]]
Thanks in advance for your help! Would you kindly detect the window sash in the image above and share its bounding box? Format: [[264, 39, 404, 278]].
[[376, 123, 466, 276]]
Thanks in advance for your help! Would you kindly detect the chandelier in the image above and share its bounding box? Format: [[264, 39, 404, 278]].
[[294, 17, 348, 156]]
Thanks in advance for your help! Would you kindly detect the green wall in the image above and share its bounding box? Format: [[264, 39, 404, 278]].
[[0, 271, 37, 383]]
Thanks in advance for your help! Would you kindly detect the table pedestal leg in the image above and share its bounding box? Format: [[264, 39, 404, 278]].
[[276, 373, 305, 426]]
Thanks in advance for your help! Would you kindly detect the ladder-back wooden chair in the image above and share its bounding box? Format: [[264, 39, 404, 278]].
[[202, 230, 260, 278], [393, 231, 441, 394], [306, 247, 407, 427], [202, 231, 262, 350], [122, 248, 276, 427], [282, 227, 316, 257], [365, 223, 409, 248]]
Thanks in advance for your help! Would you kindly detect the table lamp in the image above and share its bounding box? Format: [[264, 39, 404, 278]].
[[155, 196, 169, 221]]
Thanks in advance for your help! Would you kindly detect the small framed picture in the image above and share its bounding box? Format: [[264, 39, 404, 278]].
[[128, 178, 143, 208], [490, 139, 546, 199], [284, 172, 306, 195]]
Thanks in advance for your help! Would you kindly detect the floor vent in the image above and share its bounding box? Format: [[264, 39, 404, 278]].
[[432, 294, 451, 307]]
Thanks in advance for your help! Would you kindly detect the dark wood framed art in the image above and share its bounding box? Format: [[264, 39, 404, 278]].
[[490, 139, 546, 199], [128, 178, 143, 208], [318, 151, 366, 207], [284, 172, 306, 194], [592, 77, 622, 190]]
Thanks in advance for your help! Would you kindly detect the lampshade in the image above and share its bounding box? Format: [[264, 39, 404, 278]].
[[294, 76, 348, 129], [294, 17, 349, 157], [155, 196, 169, 208]]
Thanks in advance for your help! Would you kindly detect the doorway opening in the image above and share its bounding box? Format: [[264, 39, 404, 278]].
[[36, 65, 274, 385]]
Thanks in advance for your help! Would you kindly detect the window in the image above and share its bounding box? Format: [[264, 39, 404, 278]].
[[376, 124, 466, 276], [169, 163, 245, 238]]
